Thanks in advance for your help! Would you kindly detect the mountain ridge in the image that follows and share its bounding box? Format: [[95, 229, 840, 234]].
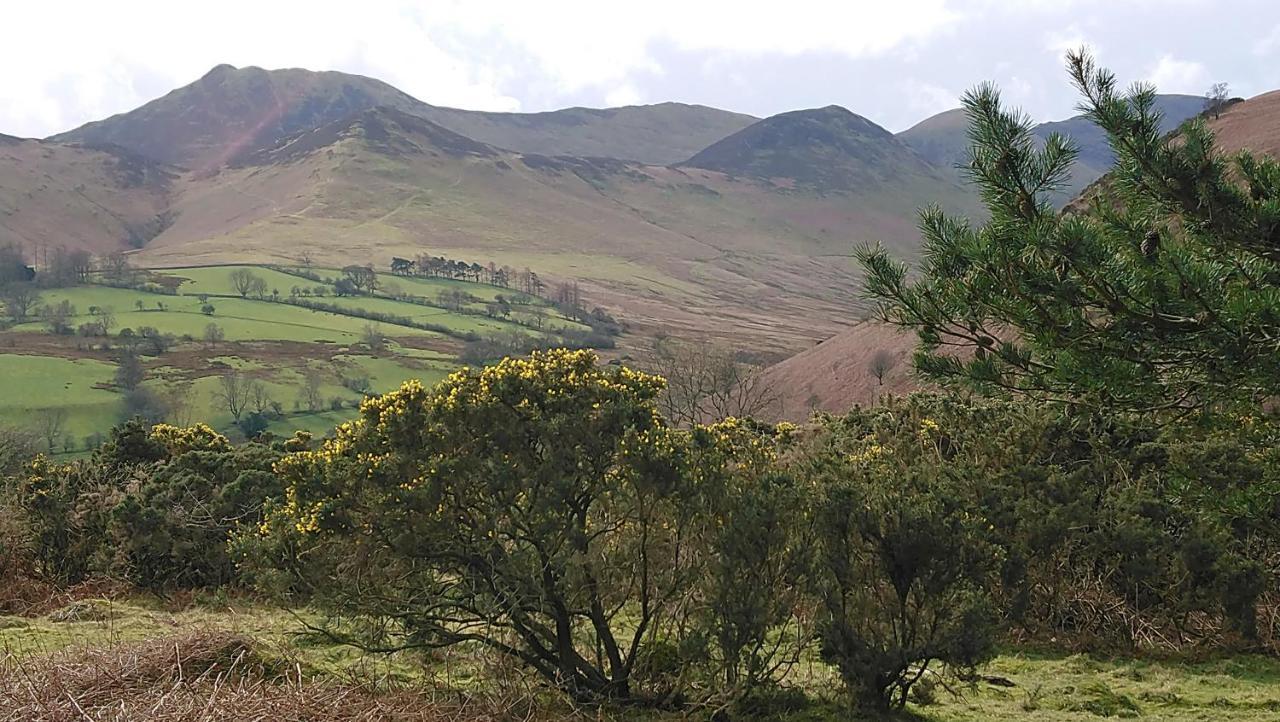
[[52, 64, 759, 169]]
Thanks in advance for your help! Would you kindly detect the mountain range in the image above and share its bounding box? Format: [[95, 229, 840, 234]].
[[898, 93, 1206, 204], [0, 64, 1215, 353]]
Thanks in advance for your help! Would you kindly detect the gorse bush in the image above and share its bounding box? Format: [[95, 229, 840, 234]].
[[109, 425, 283, 589], [244, 350, 728, 704], [6, 420, 292, 590], [3, 361, 1280, 711], [692, 418, 813, 695], [814, 396, 1280, 652], [798, 402, 1003, 710]]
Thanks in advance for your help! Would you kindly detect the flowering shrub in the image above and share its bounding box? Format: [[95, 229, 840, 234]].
[[249, 350, 713, 703], [8, 420, 288, 589]]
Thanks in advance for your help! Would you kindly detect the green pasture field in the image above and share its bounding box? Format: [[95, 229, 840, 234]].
[[16, 286, 448, 343], [0, 355, 120, 443], [0, 264, 594, 451]]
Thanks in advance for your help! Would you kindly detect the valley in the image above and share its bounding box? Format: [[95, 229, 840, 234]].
[[4, 64, 1205, 367], [4, 13, 1280, 720]]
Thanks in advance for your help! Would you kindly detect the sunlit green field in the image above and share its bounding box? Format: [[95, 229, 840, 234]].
[[16, 287, 447, 343], [0, 264, 585, 450], [0, 355, 119, 444], [164, 265, 323, 298]]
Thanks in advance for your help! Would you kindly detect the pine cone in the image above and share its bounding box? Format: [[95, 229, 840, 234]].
[[1141, 230, 1160, 258]]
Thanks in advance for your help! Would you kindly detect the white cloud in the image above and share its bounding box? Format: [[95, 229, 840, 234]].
[[901, 79, 958, 119], [605, 84, 643, 107], [1043, 25, 1090, 56], [4, 0, 1276, 139], [1254, 24, 1280, 56], [1145, 54, 1212, 93]]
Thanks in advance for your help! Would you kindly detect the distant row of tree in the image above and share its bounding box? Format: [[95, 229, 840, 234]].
[[390, 254, 533, 292]]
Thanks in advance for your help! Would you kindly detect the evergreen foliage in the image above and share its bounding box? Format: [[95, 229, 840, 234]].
[[857, 51, 1280, 414]]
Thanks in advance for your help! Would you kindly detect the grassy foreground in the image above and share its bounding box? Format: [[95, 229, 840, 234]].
[[3, 599, 1279, 721]]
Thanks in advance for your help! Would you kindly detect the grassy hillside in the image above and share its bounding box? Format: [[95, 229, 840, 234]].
[[0, 138, 174, 255], [684, 105, 963, 195], [1201, 89, 1280, 156], [51, 65, 428, 169], [5, 599, 1280, 721], [0, 263, 588, 450], [118, 105, 981, 354], [420, 102, 758, 164]]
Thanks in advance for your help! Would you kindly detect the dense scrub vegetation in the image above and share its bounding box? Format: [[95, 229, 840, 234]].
[[6, 351, 1280, 712], [4, 54, 1280, 718]]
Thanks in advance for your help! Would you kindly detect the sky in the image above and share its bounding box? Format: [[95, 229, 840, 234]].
[[4, 0, 1280, 139]]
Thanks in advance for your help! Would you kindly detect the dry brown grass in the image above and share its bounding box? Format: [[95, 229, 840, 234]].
[[0, 630, 589, 722], [757, 321, 922, 420]]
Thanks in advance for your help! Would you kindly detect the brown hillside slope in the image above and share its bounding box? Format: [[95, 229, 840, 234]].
[[421, 102, 759, 165], [1208, 90, 1280, 156], [130, 106, 975, 353], [768, 89, 1280, 416], [52, 65, 426, 172], [0, 139, 173, 256], [758, 322, 919, 420]]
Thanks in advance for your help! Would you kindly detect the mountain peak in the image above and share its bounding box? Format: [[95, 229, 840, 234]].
[[202, 63, 239, 78], [50, 65, 758, 169], [682, 105, 928, 190], [52, 66, 425, 168], [237, 105, 497, 166]]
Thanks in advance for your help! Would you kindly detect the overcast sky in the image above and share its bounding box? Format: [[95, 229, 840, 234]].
[[5, 0, 1279, 139]]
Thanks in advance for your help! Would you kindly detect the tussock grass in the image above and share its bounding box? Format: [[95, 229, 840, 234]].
[[0, 630, 587, 722], [6, 599, 1280, 720]]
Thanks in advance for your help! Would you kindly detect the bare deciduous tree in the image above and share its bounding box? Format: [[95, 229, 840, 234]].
[[1205, 82, 1231, 119], [343, 265, 378, 294], [40, 300, 76, 334], [361, 323, 387, 353], [249, 381, 274, 416], [868, 349, 896, 386], [229, 269, 261, 298], [91, 306, 116, 336], [34, 408, 68, 453], [0, 425, 39, 475], [100, 252, 131, 283], [160, 381, 195, 427], [647, 338, 778, 426], [203, 323, 225, 348], [299, 368, 325, 412], [2, 283, 40, 322], [215, 370, 252, 422]]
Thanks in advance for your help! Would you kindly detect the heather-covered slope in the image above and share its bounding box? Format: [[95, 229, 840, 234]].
[[0, 138, 174, 255]]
